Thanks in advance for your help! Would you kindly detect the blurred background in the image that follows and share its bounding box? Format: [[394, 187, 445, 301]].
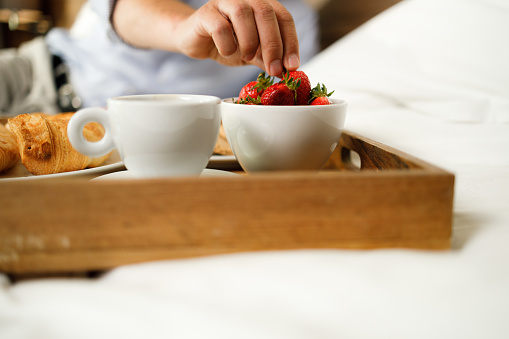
[[0, 0, 402, 50]]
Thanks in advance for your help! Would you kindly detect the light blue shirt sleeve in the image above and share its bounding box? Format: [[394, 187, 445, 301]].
[[82, 0, 121, 42], [87, 0, 114, 21]]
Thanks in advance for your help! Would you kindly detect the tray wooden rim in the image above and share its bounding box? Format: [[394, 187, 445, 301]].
[[0, 130, 455, 275]]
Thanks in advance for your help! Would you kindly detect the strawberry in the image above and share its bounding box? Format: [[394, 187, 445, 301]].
[[260, 83, 296, 105], [309, 83, 335, 105], [238, 71, 274, 100], [310, 96, 332, 105], [260, 72, 301, 105], [238, 81, 259, 100], [286, 70, 311, 105]]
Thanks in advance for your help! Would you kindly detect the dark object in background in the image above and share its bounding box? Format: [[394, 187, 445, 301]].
[[318, 0, 402, 50]]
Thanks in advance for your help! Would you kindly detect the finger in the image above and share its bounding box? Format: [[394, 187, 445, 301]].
[[198, 2, 239, 58], [248, 47, 266, 70], [267, 0, 300, 71], [250, 0, 284, 76], [218, 0, 260, 61]]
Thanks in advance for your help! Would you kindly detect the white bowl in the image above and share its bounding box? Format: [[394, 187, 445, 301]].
[[221, 98, 347, 173]]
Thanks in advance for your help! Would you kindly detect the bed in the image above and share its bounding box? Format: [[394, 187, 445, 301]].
[[1, 0, 508, 337]]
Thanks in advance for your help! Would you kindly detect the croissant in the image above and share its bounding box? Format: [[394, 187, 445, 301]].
[[0, 123, 20, 173], [7, 113, 111, 175], [213, 123, 233, 156]]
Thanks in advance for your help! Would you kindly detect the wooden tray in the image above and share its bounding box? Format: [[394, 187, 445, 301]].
[[0, 130, 454, 275]]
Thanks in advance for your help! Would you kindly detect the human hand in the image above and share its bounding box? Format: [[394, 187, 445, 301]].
[[175, 0, 300, 76]]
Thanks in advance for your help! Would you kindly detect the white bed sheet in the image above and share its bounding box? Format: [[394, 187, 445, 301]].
[[1, 0, 509, 338]]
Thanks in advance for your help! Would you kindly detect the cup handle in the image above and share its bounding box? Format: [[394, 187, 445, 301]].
[[67, 107, 115, 157]]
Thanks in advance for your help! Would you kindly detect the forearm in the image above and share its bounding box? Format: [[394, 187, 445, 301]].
[[111, 0, 194, 51]]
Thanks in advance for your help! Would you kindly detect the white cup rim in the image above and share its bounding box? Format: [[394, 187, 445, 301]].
[[108, 94, 221, 106]]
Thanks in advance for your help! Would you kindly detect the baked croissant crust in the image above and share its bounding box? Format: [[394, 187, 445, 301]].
[[7, 113, 111, 175], [0, 123, 20, 173], [213, 123, 233, 156]]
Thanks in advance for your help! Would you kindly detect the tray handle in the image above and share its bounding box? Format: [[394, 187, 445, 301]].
[[325, 131, 424, 171]]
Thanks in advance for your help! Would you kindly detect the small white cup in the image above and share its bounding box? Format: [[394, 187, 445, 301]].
[[68, 94, 221, 178]]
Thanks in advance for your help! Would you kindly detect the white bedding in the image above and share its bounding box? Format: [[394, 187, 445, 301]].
[[1, 0, 509, 338]]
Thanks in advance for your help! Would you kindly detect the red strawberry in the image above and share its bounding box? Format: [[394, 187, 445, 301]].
[[238, 72, 274, 100], [261, 83, 295, 105], [310, 96, 332, 105], [239, 81, 259, 100], [309, 83, 335, 105], [286, 70, 311, 105]]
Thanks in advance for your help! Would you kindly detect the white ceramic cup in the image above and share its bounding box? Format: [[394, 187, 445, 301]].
[[68, 94, 221, 178], [221, 98, 347, 172]]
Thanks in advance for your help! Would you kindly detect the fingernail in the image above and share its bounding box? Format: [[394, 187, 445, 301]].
[[288, 53, 300, 69]]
